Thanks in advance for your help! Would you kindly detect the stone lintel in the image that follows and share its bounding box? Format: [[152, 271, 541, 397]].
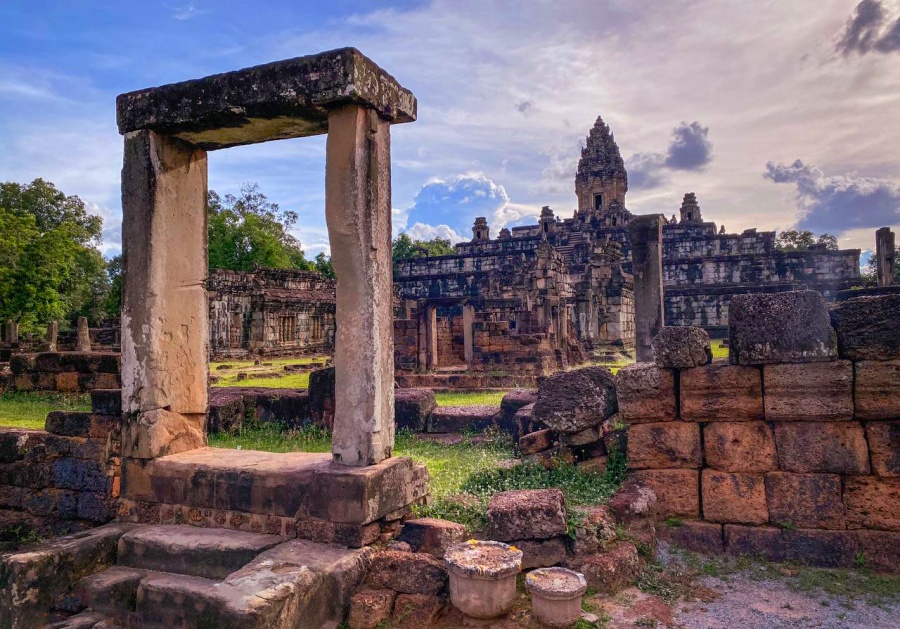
[[116, 48, 417, 149]]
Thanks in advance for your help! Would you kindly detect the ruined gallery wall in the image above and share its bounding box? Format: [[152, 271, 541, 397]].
[[0, 390, 121, 541], [1, 352, 121, 394], [616, 292, 900, 571]]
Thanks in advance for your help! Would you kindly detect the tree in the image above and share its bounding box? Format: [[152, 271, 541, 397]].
[[392, 233, 456, 264], [776, 230, 839, 252], [207, 183, 314, 272], [861, 245, 900, 284], [313, 252, 335, 279], [0, 179, 107, 332]]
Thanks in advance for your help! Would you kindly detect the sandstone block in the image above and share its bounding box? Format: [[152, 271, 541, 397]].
[[630, 469, 699, 518], [532, 366, 617, 433], [485, 488, 567, 541], [579, 542, 640, 594], [500, 388, 538, 416], [91, 389, 123, 416], [52, 458, 112, 493], [701, 470, 768, 524], [866, 421, 900, 477], [728, 290, 837, 365], [0, 429, 47, 464], [122, 408, 205, 459], [390, 593, 445, 629], [308, 367, 335, 429], [723, 524, 786, 561], [627, 421, 701, 469], [366, 550, 447, 595], [843, 475, 900, 531], [830, 294, 900, 360], [703, 421, 776, 473], [572, 506, 617, 556], [661, 520, 724, 554], [512, 536, 568, 569], [680, 362, 763, 422], [854, 360, 900, 420], [773, 422, 870, 474], [394, 388, 436, 432], [55, 371, 80, 393], [765, 472, 845, 530], [398, 518, 466, 559], [519, 429, 554, 455], [560, 425, 601, 447], [615, 363, 677, 424], [427, 405, 496, 433], [763, 361, 853, 421], [296, 516, 381, 548], [652, 326, 712, 368], [348, 589, 396, 629], [608, 479, 657, 522], [782, 529, 860, 568], [857, 530, 900, 573]]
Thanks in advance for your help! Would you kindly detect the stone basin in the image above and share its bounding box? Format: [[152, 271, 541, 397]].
[[444, 540, 523, 619]]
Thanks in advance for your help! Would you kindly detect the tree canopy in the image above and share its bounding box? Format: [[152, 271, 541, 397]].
[[392, 233, 456, 263], [0, 179, 108, 332], [776, 230, 838, 252]]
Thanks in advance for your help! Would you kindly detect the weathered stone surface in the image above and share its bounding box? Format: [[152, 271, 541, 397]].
[[763, 361, 853, 421], [512, 536, 568, 569], [0, 429, 47, 464], [661, 520, 724, 554], [857, 530, 900, 573], [308, 366, 335, 429], [348, 589, 396, 629], [532, 366, 617, 433], [117, 48, 416, 149], [500, 388, 539, 417], [728, 290, 838, 365], [854, 360, 900, 420], [607, 478, 658, 523], [122, 408, 205, 459], [485, 489, 568, 541], [843, 475, 900, 531], [783, 529, 860, 568], [701, 470, 768, 525], [74, 566, 146, 616], [723, 524, 786, 561], [75, 316, 91, 352], [366, 550, 447, 595], [630, 469, 699, 518], [296, 516, 381, 548], [627, 422, 701, 469], [629, 214, 665, 362], [427, 405, 497, 433], [501, 402, 543, 442], [773, 422, 870, 474], [579, 542, 640, 594], [390, 593, 445, 629], [394, 388, 436, 432], [765, 472, 845, 530], [398, 518, 466, 558], [866, 421, 900, 477], [830, 294, 900, 360], [560, 425, 602, 447], [519, 429, 555, 455], [652, 326, 712, 368], [615, 363, 676, 424], [703, 421, 777, 473], [91, 389, 122, 416], [680, 362, 763, 422], [571, 506, 617, 556]]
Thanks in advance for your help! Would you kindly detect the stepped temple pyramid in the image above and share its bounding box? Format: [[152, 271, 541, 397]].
[[393, 116, 861, 383]]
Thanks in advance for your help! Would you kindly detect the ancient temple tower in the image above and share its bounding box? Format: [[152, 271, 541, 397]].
[[679, 192, 703, 223], [472, 216, 490, 241], [575, 116, 628, 217]]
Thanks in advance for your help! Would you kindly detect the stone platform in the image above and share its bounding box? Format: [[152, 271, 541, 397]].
[[119, 448, 430, 547]]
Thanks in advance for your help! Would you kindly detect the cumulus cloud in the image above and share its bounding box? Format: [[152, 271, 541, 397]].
[[764, 159, 900, 233], [516, 100, 536, 116], [404, 222, 466, 243], [836, 0, 900, 56], [172, 4, 210, 21], [625, 122, 713, 190]]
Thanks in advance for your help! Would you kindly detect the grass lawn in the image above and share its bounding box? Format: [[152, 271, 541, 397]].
[[434, 390, 506, 407], [0, 391, 91, 430], [209, 425, 624, 532], [711, 338, 728, 360], [210, 356, 327, 389]]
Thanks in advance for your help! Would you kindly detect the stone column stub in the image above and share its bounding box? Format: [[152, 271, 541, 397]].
[[75, 316, 92, 352], [876, 226, 895, 287], [628, 214, 665, 362]]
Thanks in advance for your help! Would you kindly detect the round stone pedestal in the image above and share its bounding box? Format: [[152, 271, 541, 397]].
[[525, 567, 588, 628], [445, 540, 523, 619]]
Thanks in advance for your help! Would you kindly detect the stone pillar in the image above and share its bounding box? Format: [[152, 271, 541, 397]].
[[876, 227, 895, 287], [121, 130, 209, 459], [628, 214, 665, 362], [47, 321, 58, 352], [425, 305, 438, 372], [7, 320, 18, 345], [325, 105, 395, 467], [75, 316, 91, 352], [462, 304, 475, 368]]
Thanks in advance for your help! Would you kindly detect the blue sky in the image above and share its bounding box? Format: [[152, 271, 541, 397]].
[[1, 0, 899, 260]]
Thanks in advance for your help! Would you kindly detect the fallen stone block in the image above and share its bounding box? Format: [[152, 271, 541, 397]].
[[703, 421, 777, 473], [607, 479, 658, 523], [763, 361, 853, 421], [773, 422, 870, 474], [390, 593, 445, 629], [308, 366, 335, 428], [513, 536, 568, 569], [830, 294, 900, 360], [519, 428, 555, 455], [398, 518, 466, 558], [500, 388, 538, 417], [533, 366, 618, 433], [843, 475, 900, 531], [207, 389, 247, 435], [680, 362, 763, 422], [854, 360, 900, 420], [485, 488, 568, 541], [579, 542, 640, 594], [764, 472, 845, 530], [701, 470, 768, 525], [394, 388, 436, 432], [572, 505, 617, 556], [427, 405, 497, 433], [866, 421, 900, 477], [652, 326, 712, 368], [627, 421, 701, 469], [728, 290, 837, 365], [366, 550, 447, 595], [348, 589, 396, 629]]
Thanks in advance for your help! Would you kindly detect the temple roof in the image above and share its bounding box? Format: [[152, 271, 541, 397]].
[[576, 116, 628, 186]]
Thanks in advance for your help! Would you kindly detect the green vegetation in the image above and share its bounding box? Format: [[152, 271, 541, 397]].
[[710, 339, 728, 360], [775, 230, 838, 252], [210, 356, 326, 389], [433, 390, 506, 407], [392, 233, 456, 265], [0, 391, 91, 430]]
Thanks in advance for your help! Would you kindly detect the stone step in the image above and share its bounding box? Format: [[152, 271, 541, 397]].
[[74, 566, 146, 617], [117, 525, 285, 579], [45, 610, 107, 628]]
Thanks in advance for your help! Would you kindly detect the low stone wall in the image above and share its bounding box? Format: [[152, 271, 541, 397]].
[[2, 352, 121, 393], [0, 390, 121, 546], [618, 292, 900, 571]]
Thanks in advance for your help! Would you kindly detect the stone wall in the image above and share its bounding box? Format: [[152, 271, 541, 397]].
[[0, 390, 121, 545], [1, 352, 121, 394], [617, 292, 900, 571]]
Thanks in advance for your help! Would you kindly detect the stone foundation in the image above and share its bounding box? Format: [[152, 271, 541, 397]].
[[2, 352, 120, 394]]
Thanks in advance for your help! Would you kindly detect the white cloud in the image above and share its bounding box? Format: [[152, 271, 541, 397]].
[[404, 222, 466, 243]]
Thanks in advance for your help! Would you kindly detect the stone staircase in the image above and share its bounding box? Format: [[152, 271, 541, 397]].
[[50, 524, 371, 629]]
